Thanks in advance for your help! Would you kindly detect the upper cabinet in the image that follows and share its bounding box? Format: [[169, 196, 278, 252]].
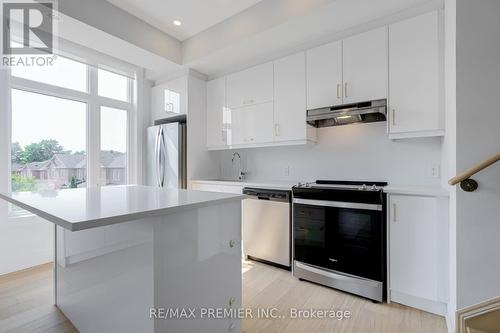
[[226, 62, 274, 109], [274, 52, 316, 143], [206, 77, 227, 149], [151, 78, 186, 122], [306, 41, 343, 110], [230, 102, 275, 146], [342, 27, 388, 104], [205, 11, 444, 149], [388, 11, 444, 139], [306, 28, 387, 109]]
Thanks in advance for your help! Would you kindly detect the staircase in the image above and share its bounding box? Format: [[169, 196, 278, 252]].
[[457, 297, 500, 333]]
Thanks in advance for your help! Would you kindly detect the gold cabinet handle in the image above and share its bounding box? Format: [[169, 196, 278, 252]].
[[392, 109, 396, 126], [392, 203, 397, 223], [229, 297, 236, 307], [229, 240, 236, 248], [336, 83, 340, 99], [344, 82, 348, 98]]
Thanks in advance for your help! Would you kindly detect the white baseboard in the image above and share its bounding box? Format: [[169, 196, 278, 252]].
[[446, 311, 455, 333], [390, 290, 447, 316]]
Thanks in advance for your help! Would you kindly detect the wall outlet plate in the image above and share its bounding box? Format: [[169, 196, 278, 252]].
[[430, 164, 440, 178], [284, 166, 290, 177]]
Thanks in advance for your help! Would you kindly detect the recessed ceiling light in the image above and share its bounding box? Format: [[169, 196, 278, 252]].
[[173, 20, 182, 26]]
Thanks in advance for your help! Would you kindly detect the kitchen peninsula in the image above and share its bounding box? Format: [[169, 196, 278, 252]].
[[0, 185, 244, 333]]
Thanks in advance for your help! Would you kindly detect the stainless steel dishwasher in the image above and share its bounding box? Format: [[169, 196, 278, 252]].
[[242, 187, 291, 269]]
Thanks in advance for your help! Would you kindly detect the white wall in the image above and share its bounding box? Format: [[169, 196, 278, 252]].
[[442, 0, 457, 330], [59, 0, 182, 64], [217, 122, 443, 185], [0, 70, 53, 275], [186, 76, 220, 182], [455, 0, 500, 309]]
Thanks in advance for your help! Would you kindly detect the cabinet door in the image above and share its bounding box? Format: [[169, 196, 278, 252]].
[[230, 102, 274, 145], [226, 62, 274, 109], [389, 11, 442, 134], [343, 27, 388, 104], [206, 77, 227, 148], [151, 84, 184, 122], [389, 195, 439, 301], [274, 52, 307, 142], [306, 40, 343, 109]]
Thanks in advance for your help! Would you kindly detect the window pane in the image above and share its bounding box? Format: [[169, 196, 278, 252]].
[[11, 56, 87, 92], [100, 106, 127, 186], [11, 89, 87, 194], [98, 68, 129, 102]]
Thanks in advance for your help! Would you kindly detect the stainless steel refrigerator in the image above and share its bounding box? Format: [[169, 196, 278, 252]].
[[147, 122, 187, 189]]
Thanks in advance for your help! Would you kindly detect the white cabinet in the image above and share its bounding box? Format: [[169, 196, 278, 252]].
[[274, 52, 315, 143], [342, 27, 388, 104], [206, 77, 227, 148], [306, 40, 343, 109], [151, 82, 184, 122], [389, 194, 448, 315], [230, 102, 274, 145], [388, 11, 443, 139], [305, 27, 387, 108], [226, 62, 274, 109]]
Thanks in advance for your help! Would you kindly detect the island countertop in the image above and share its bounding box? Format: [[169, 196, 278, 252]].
[[0, 185, 245, 231]]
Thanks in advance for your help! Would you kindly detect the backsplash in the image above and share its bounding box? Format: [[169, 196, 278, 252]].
[[215, 122, 443, 186]]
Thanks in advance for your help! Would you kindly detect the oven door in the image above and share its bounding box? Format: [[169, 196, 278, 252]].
[[293, 198, 383, 281]]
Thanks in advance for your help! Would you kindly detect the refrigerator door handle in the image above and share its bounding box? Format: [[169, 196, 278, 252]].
[[155, 127, 161, 187], [159, 127, 166, 187]]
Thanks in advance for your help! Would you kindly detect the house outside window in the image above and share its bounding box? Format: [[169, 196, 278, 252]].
[[8, 44, 138, 215]]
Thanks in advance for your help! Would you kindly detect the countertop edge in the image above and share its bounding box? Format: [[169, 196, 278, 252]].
[[191, 179, 298, 190], [71, 194, 245, 231], [0, 192, 245, 232], [383, 185, 450, 197], [192, 180, 451, 197]]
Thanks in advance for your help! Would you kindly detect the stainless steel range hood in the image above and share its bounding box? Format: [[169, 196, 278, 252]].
[[307, 99, 387, 128]]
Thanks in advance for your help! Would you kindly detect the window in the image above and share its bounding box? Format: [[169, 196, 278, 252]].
[[100, 106, 127, 186], [8, 47, 136, 205], [11, 90, 87, 192], [98, 68, 129, 102], [11, 56, 88, 92]]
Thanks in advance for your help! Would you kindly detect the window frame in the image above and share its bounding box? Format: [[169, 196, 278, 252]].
[[3, 41, 142, 218]]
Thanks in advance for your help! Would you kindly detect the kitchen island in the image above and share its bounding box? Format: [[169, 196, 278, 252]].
[[0, 185, 245, 333]]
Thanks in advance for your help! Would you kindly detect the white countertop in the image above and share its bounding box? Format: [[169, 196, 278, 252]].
[[191, 179, 299, 191], [383, 185, 450, 197], [0, 185, 245, 231], [192, 179, 450, 196]]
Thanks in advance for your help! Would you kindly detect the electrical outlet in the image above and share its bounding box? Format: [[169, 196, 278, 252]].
[[430, 164, 440, 178], [284, 166, 290, 177]]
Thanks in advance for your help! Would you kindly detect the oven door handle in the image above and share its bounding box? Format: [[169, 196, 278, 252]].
[[293, 198, 382, 211]]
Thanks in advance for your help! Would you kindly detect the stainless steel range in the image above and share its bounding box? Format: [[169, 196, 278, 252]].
[[292, 180, 387, 302]]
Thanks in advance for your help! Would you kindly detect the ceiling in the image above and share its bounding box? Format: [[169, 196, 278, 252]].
[[106, 0, 264, 41]]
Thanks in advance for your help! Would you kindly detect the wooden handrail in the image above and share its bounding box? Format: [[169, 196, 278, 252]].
[[449, 152, 500, 185]]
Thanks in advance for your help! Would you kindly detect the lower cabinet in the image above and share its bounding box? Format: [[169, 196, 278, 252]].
[[388, 194, 448, 315]]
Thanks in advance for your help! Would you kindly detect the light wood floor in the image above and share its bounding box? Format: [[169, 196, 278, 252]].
[[0, 261, 447, 333]]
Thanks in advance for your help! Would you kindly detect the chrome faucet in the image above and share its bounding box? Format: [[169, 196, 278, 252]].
[[231, 152, 246, 180]]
